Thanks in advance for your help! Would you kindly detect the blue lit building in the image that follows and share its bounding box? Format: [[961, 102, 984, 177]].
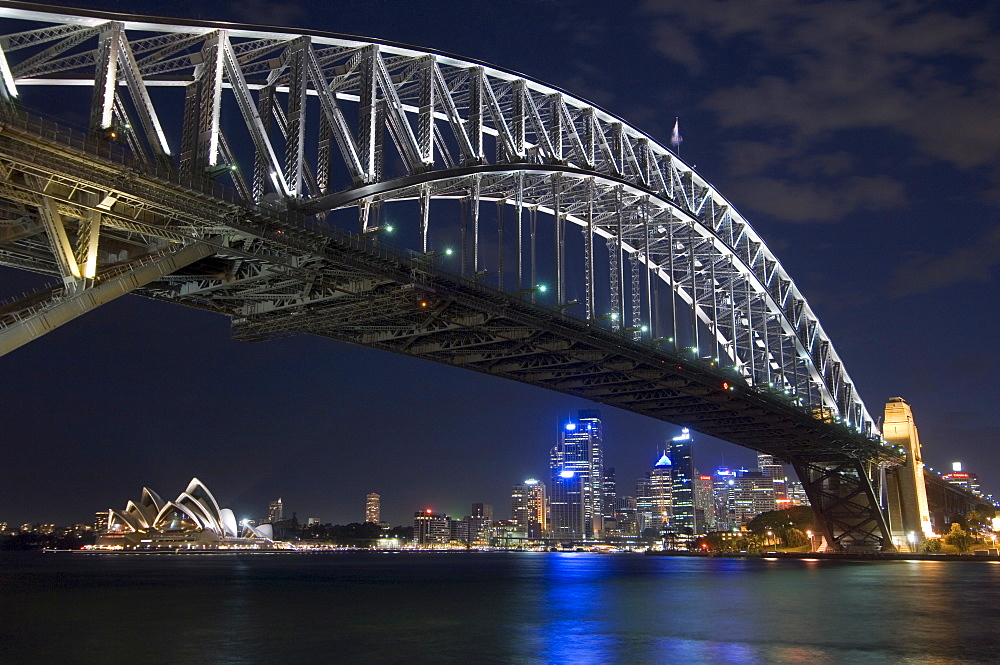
[[669, 428, 697, 534], [549, 410, 604, 540]]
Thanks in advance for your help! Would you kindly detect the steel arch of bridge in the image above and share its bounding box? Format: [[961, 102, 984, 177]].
[[0, 3, 901, 550]]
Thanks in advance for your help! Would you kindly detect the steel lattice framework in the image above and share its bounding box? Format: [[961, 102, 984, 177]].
[[0, 3, 902, 550]]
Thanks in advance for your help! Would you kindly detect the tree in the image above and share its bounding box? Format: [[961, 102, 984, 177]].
[[944, 523, 974, 553], [747, 506, 814, 536], [921, 538, 942, 553]]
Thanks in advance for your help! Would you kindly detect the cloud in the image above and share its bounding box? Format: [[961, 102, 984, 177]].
[[889, 222, 1000, 297], [726, 175, 905, 223], [642, 0, 1000, 208], [644, 0, 1000, 165]]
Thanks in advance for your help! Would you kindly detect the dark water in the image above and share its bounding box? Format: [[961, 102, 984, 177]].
[[2, 552, 999, 664]]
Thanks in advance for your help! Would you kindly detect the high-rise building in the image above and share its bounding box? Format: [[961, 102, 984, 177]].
[[732, 470, 776, 523], [785, 478, 810, 506], [637, 451, 673, 534], [694, 474, 715, 532], [612, 496, 639, 537], [413, 510, 450, 545], [943, 462, 981, 496], [471, 503, 493, 521], [94, 510, 109, 533], [757, 454, 787, 502], [267, 498, 283, 524], [713, 468, 738, 530], [670, 428, 697, 533], [602, 467, 617, 522], [512, 479, 548, 540], [469, 503, 494, 544], [549, 410, 604, 539], [365, 492, 381, 524]]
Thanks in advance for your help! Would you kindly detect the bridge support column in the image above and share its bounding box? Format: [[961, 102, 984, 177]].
[[883, 397, 934, 550], [792, 459, 895, 552], [0, 243, 213, 357]]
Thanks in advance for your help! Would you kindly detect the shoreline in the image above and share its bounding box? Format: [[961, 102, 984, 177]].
[[645, 550, 1000, 562]]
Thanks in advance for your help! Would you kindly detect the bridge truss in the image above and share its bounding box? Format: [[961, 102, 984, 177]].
[[0, 2, 902, 550]]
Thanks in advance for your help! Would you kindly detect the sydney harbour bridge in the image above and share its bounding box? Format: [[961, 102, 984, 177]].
[[0, 3, 919, 551]]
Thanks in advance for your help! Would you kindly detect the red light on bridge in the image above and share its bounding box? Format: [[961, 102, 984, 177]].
[[722, 382, 730, 390]]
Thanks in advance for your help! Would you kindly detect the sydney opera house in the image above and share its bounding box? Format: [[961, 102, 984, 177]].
[[97, 478, 278, 550]]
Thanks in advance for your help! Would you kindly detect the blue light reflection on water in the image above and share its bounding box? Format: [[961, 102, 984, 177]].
[[1, 552, 999, 664]]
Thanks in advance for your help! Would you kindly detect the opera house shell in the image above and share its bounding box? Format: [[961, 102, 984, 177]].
[[98, 478, 277, 549]]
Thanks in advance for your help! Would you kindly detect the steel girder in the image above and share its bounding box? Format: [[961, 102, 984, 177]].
[[0, 3, 874, 438], [792, 460, 895, 552]]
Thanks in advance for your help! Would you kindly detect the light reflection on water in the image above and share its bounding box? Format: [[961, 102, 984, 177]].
[[1, 552, 998, 664]]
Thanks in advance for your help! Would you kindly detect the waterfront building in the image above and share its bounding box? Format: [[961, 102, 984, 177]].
[[366, 492, 381, 524], [93, 510, 108, 533], [449, 518, 471, 545], [670, 429, 697, 533], [549, 410, 605, 539], [267, 498, 283, 524], [469, 503, 494, 545], [635, 476, 652, 534], [512, 479, 548, 540], [99, 478, 275, 549], [413, 510, 450, 545]]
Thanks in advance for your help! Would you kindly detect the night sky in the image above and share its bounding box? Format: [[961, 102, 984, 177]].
[[1, 0, 997, 527]]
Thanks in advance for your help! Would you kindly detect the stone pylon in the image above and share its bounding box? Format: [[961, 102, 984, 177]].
[[884, 397, 934, 550]]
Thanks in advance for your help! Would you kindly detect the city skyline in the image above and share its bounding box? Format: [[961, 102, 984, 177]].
[[1, 0, 997, 529]]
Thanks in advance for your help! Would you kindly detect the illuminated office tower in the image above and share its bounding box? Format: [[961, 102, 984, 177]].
[[757, 454, 787, 502], [943, 462, 981, 496], [732, 470, 775, 523], [713, 468, 738, 530], [613, 496, 639, 537], [469, 503, 494, 544], [669, 428, 697, 533], [512, 479, 548, 539], [637, 451, 673, 533], [267, 498, 283, 523], [694, 474, 715, 532], [602, 467, 617, 522], [549, 410, 604, 539], [413, 510, 450, 545], [94, 510, 109, 533], [365, 492, 381, 524]]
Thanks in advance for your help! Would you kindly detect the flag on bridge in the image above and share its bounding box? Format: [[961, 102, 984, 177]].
[[670, 117, 683, 151]]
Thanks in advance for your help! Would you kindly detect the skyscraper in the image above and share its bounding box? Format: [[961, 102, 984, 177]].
[[732, 470, 776, 523], [694, 474, 715, 531], [365, 492, 381, 524], [549, 410, 604, 540], [469, 503, 493, 544], [637, 451, 673, 534], [602, 467, 617, 522], [413, 509, 449, 545], [669, 428, 697, 533], [267, 498, 283, 524], [713, 468, 738, 530], [511, 479, 548, 539], [757, 454, 787, 502]]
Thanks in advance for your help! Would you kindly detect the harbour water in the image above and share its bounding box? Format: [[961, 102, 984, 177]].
[[2, 551, 998, 664]]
